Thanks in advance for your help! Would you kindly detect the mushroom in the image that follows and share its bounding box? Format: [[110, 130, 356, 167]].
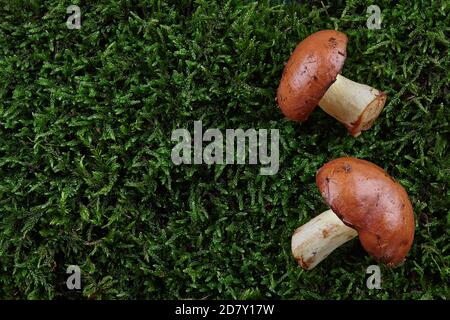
[[277, 30, 387, 137], [291, 157, 415, 270]]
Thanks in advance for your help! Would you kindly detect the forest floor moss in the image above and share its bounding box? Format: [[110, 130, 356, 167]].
[[0, 0, 448, 299]]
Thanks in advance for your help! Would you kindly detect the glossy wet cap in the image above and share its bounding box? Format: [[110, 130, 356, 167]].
[[277, 30, 348, 121], [316, 157, 415, 267]]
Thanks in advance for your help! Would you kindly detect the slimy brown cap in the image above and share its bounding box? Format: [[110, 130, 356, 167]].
[[316, 157, 415, 267], [277, 30, 347, 121]]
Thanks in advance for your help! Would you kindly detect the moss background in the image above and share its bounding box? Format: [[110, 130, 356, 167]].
[[0, 0, 448, 299]]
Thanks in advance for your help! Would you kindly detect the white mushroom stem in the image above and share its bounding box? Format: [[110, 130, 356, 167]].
[[318, 74, 387, 137], [291, 209, 358, 270]]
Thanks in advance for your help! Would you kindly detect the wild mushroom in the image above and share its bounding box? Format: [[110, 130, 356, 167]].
[[277, 30, 387, 137], [291, 157, 415, 270]]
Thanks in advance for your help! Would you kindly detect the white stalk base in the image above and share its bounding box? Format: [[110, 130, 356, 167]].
[[291, 209, 358, 270], [318, 74, 386, 137]]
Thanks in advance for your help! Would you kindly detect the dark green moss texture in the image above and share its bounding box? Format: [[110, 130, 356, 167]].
[[0, 0, 449, 299]]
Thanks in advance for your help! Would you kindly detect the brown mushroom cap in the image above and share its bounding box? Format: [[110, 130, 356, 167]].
[[277, 30, 348, 121], [316, 157, 415, 267]]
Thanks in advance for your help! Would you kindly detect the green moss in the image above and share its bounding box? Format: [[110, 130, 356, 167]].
[[0, 0, 448, 299]]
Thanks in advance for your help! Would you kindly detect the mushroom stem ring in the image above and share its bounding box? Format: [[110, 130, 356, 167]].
[[318, 74, 386, 136], [292, 208, 358, 270]]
